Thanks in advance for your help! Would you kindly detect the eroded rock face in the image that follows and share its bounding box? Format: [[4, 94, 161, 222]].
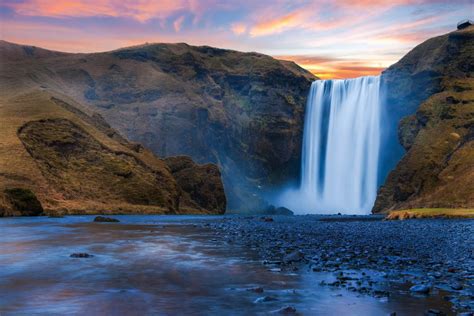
[[1, 188, 44, 216], [96, 47, 315, 211], [0, 41, 315, 211], [374, 26, 474, 212], [164, 156, 226, 214]]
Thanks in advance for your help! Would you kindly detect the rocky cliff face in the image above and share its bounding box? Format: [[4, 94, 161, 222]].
[[0, 41, 315, 211], [0, 51, 226, 215], [164, 156, 226, 212], [373, 26, 474, 212]]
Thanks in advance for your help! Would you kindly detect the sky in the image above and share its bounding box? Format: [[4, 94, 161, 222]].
[[0, 0, 472, 79]]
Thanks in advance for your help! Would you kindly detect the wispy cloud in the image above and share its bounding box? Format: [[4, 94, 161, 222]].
[[173, 15, 186, 32], [1, 0, 214, 22], [0, 0, 469, 78]]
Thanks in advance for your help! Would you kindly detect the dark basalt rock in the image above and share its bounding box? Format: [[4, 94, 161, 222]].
[[273, 306, 297, 314], [259, 205, 294, 215], [246, 287, 264, 293], [409, 284, 431, 294], [70, 253, 94, 258], [254, 296, 278, 303], [94, 216, 120, 222], [283, 250, 304, 264]]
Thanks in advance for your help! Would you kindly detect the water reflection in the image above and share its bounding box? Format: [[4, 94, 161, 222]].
[[0, 216, 452, 315]]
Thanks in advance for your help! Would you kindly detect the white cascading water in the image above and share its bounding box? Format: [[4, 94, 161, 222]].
[[278, 76, 382, 214]]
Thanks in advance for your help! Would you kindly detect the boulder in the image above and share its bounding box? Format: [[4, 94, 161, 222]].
[[94, 216, 120, 222], [409, 284, 431, 294], [70, 253, 94, 258], [164, 156, 226, 213]]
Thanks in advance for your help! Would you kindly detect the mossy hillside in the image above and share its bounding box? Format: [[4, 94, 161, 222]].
[[375, 87, 474, 212], [0, 40, 315, 211], [164, 156, 226, 213], [18, 118, 176, 208], [0, 85, 224, 215]]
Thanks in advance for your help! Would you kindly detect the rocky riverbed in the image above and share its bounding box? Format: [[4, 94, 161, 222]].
[[0, 215, 472, 315], [204, 215, 474, 315]]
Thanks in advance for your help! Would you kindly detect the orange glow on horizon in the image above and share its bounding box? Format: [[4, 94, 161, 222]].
[[0, 0, 466, 79]]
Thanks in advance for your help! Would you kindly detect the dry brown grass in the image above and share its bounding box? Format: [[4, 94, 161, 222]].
[[386, 208, 474, 220]]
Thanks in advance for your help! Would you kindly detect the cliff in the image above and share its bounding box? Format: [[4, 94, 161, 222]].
[[373, 26, 474, 212], [0, 48, 226, 215], [0, 40, 315, 211]]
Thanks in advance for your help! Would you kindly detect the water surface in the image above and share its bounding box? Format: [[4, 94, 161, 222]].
[[0, 216, 453, 315]]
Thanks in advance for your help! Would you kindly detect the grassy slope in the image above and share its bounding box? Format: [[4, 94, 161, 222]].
[[386, 208, 474, 220], [0, 86, 181, 214], [0, 50, 226, 215]]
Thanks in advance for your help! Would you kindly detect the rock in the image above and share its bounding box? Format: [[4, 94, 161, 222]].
[[373, 290, 390, 298], [410, 284, 431, 294], [273, 306, 297, 314], [94, 216, 120, 222], [274, 207, 294, 215], [254, 296, 279, 303], [388, 313, 397, 316], [164, 156, 226, 213], [450, 283, 463, 290], [283, 250, 304, 264], [247, 287, 264, 293], [70, 253, 94, 258], [261, 206, 294, 215], [261, 217, 274, 222]]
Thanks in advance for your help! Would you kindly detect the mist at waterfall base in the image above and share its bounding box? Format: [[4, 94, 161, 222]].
[[276, 76, 383, 215]]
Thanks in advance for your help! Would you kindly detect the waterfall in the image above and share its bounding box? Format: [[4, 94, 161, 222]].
[[279, 76, 382, 214]]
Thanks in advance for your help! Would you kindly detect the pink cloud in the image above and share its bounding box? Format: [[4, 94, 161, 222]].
[[2, 0, 213, 22], [231, 23, 247, 35], [173, 16, 186, 32]]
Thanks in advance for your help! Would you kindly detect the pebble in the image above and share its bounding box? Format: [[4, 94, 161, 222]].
[[273, 306, 297, 314], [203, 215, 473, 313], [255, 296, 279, 303], [410, 284, 431, 294], [70, 253, 94, 258]]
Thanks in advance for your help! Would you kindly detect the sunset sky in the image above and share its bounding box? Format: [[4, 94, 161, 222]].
[[0, 0, 471, 78]]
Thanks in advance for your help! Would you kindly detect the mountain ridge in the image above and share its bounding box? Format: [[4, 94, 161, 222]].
[[0, 39, 316, 211]]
